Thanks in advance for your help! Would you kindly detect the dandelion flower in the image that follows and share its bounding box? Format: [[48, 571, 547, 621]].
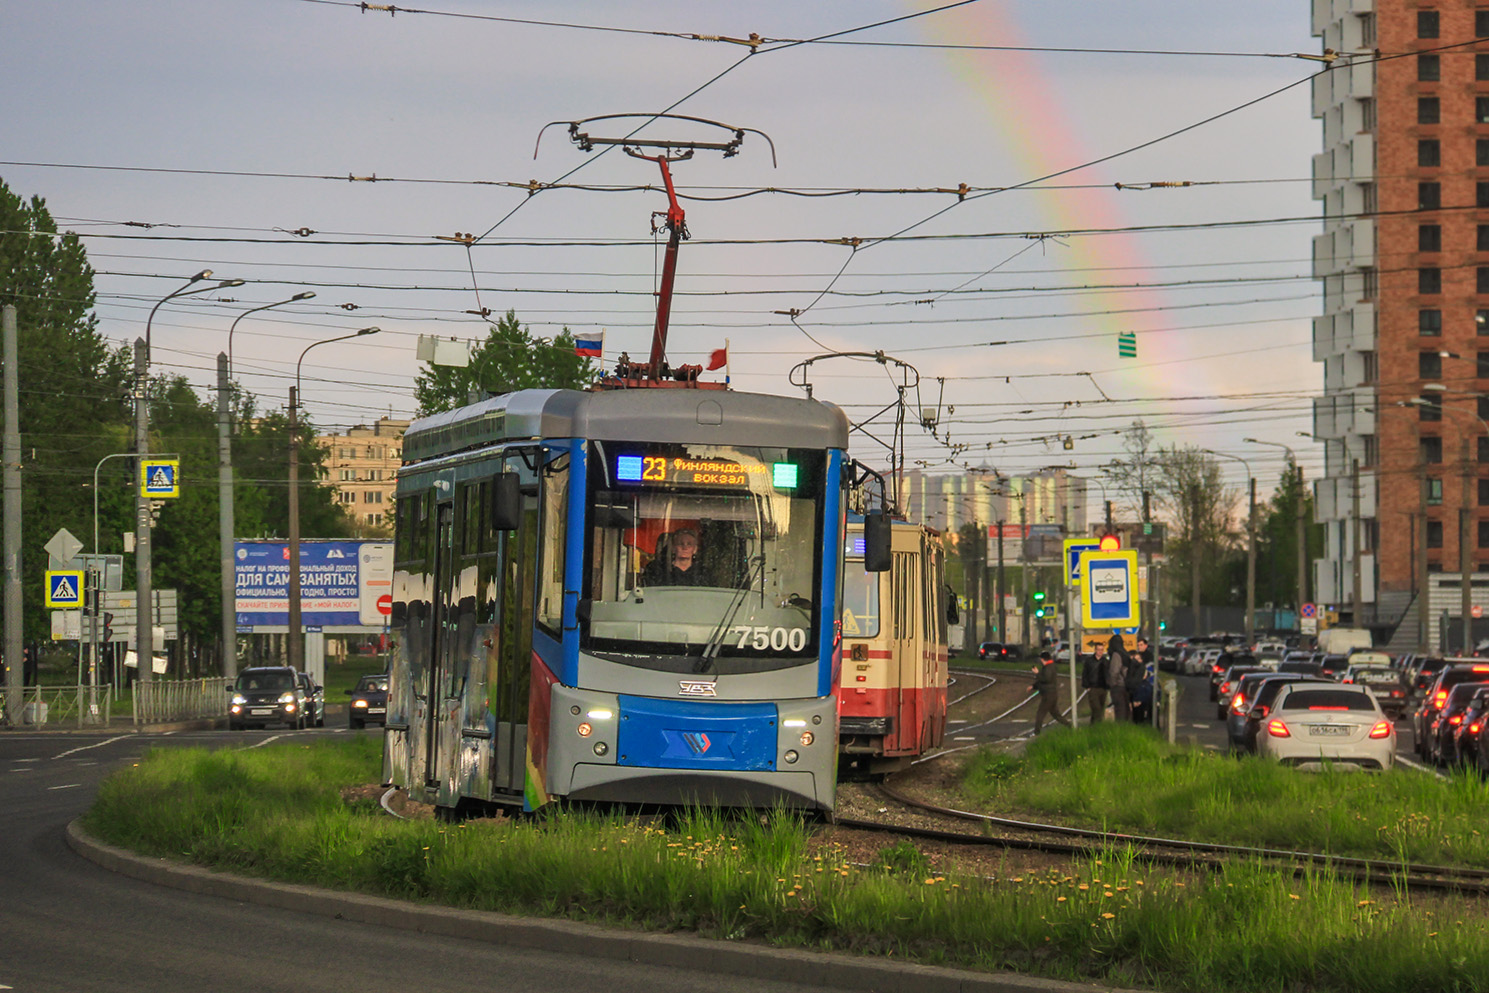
[[1102, 912, 1115, 920], [1288, 894, 1301, 901], [1057, 896, 1068, 903], [1078, 884, 1089, 891], [1358, 900, 1373, 908], [1103, 891, 1113, 898]]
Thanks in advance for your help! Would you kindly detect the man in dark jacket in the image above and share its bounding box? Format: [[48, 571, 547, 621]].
[[1082, 641, 1109, 723], [1107, 633, 1131, 721], [641, 529, 707, 586], [1128, 636, 1154, 723], [1032, 649, 1071, 734]]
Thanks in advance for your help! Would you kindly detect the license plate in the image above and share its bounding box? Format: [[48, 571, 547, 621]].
[[368, 707, 386, 714], [250, 708, 273, 716], [1309, 724, 1351, 736]]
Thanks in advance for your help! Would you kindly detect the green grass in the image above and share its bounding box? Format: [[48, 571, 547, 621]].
[[964, 721, 1489, 866], [83, 739, 1489, 992]]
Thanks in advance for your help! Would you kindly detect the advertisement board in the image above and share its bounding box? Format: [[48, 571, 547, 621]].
[[235, 540, 393, 628]]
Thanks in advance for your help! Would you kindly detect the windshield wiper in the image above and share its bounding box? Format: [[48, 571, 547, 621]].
[[694, 555, 766, 675]]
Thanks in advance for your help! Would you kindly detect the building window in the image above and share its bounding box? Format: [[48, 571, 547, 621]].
[[1420, 139, 1442, 167], [1480, 351, 1489, 377], [1364, 433, 1380, 466], [1480, 268, 1489, 294], [1420, 396, 1443, 421], [1479, 97, 1489, 124], [1421, 182, 1441, 210], [1360, 12, 1377, 46], [1420, 96, 1441, 124], [1429, 478, 1445, 505], [1424, 436, 1445, 464], [1421, 10, 1441, 37], [367, 513, 383, 526], [1429, 519, 1445, 548], [1421, 268, 1443, 294], [1421, 224, 1443, 251], [338, 491, 355, 504], [1480, 226, 1489, 252], [1479, 9, 1489, 35], [1481, 436, 1489, 463], [1480, 478, 1489, 505], [1481, 520, 1489, 548], [1422, 351, 1444, 378], [1362, 350, 1378, 384], [1361, 267, 1377, 299], [1421, 53, 1441, 81], [338, 469, 353, 481], [1480, 395, 1489, 421], [1421, 309, 1444, 335], [1480, 54, 1489, 81], [1480, 310, 1489, 335]]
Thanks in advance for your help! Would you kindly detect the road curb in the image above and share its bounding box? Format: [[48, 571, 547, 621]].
[[66, 820, 1140, 993]]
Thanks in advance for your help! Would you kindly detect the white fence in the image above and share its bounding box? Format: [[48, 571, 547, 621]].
[[1, 685, 115, 728], [132, 677, 232, 725]]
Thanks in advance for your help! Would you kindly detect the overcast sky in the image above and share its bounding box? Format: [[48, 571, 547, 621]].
[[3, 1, 1325, 504]]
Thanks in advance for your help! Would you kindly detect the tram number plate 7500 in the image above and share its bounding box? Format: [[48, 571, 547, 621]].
[[731, 626, 809, 652]]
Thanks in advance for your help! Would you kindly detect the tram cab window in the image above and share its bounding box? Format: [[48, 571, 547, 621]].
[[841, 557, 881, 639], [582, 442, 827, 665]]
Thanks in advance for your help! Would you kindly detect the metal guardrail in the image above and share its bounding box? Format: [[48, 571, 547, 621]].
[[0, 685, 115, 728], [132, 677, 232, 725]]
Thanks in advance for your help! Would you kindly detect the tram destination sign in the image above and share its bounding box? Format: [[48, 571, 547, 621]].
[[615, 454, 798, 489]]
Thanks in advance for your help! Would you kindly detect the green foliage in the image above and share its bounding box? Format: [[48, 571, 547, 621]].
[[964, 721, 1489, 865], [413, 310, 597, 415], [85, 739, 1489, 993]]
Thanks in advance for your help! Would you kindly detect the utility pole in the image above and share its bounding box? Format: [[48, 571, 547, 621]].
[[996, 520, 1007, 642], [287, 385, 302, 670], [1419, 476, 1431, 654], [1246, 476, 1257, 645], [1464, 436, 1474, 654], [1143, 489, 1153, 636], [3, 306, 22, 720], [1019, 501, 1030, 654], [1190, 486, 1202, 636], [1351, 458, 1362, 629], [218, 352, 236, 677], [133, 339, 153, 685], [1296, 462, 1308, 616]]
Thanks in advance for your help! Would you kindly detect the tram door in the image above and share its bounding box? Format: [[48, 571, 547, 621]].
[[491, 462, 537, 793], [423, 503, 459, 790], [892, 549, 921, 751]]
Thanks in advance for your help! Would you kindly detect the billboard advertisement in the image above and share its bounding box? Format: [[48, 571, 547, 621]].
[[235, 540, 393, 629]]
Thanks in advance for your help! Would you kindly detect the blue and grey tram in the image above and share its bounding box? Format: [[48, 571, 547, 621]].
[[383, 387, 882, 816]]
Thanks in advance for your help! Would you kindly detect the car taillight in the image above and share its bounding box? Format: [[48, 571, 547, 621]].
[[1435, 690, 1449, 708], [1451, 714, 1463, 726], [1220, 681, 1232, 695], [1267, 719, 1291, 738], [1369, 721, 1392, 739], [1472, 723, 1482, 734], [1231, 695, 1247, 713]]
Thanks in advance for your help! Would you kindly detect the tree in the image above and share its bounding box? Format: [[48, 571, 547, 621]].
[[413, 311, 598, 415], [1152, 446, 1241, 610], [0, 178, 133, 642], [1104, 420, 1164, 521], [1256, 458, 1319, 611], [232, 402, 356, 542]]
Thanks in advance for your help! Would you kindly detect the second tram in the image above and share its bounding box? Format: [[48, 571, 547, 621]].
[[383, 387, 886, 816]]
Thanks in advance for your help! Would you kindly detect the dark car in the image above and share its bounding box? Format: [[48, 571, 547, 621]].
[[1451, 688, 1489, 769], [1409, 656, 1449, 700], [1317, 654, 1351, 680], [1214, 664, 1266, 717], [228, 666, 315, 730], [1277, 660, 1325, 679], [1414, 662, 1489, 758], [1224, 671, 1294, 750], [1428, 682, 1489, 766], [978, 642, 1021, 662], [1210, 654, 1258, 701], [347, 674, 389, 728]]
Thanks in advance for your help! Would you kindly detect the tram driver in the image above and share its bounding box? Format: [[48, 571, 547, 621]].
[[641, 528, 708, 586]]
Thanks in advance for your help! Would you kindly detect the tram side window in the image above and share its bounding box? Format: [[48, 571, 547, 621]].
[[395, 491, 430, 567], [842, 567, 880, 638], [537, 455, 569, 635]]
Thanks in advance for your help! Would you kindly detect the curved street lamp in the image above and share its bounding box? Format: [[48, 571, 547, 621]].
[[134, 272, 242, 685], [219, 293, 316, 677], [286, 328, 380, 670]]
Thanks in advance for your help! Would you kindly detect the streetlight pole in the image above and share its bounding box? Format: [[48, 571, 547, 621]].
[[1203, 449, 1256, 644], [136, 272, 242, 684], [221, 293, 314, 678], [287, 328, 379, 670], [1244, 437, 1307, 629]]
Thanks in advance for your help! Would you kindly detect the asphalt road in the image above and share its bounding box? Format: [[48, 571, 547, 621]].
[[0, 726, 829, 993]]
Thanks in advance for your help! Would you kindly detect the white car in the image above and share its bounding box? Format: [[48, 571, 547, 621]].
[[1256, 684, 1395, 770]]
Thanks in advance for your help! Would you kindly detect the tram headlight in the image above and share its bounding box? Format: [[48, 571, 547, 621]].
[[577, 722, 593, 737], [593, 741, 609, 756], [799, 731, 814, 747], [784, 750, 799, 764]]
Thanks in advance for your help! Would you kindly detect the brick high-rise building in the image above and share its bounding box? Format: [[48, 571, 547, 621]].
[[1312, 1, 1489, 649]]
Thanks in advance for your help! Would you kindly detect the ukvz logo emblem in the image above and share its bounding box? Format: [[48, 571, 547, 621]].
[[678, 680, 716, 697], [682, 732, 712, 755]]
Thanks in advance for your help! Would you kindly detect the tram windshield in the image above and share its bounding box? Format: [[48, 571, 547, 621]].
[[582, 441, 827, 668]]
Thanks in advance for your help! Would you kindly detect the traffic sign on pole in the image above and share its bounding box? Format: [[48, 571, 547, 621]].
[[45, 570, 84, 609], [1300, 602, 1317, 619], [1078, 550, 1140, 629], [140, 458, 180, 499], [1063, 537, 1102, 587]]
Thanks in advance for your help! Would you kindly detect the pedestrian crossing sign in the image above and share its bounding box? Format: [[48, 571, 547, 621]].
[[45, 570, 84, 608], [140, 458, 180, 499]]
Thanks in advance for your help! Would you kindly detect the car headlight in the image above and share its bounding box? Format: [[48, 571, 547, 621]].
[[278, 692, 296, 704], [231, 694, 247, 705], [353, 699, 369, 708]]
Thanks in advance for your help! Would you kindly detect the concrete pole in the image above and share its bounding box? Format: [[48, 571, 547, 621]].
[[1246, 477, 1257, 645], [287, 385, 302, 670], [133, 339, 153, 685], [1419, 476, 1431, 654], [218, 353, 236, 678], [996, 519, 1006, 641], [1296, 464, 1307, 614], [1464, 436, 1474, 654], [3, 306, 22, 720]]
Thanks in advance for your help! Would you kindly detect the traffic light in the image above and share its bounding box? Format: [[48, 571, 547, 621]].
[[103, 612, 114, 643], [1098, 533, 1121, 551], [1032, 590, 1046, 618]]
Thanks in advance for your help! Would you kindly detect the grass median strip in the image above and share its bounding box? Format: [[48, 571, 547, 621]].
[[963, 722, 1489, 866], [85, 737, 1489, 992]]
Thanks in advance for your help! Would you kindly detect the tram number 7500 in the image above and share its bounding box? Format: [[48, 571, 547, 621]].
[[730, 626, 809, 652]]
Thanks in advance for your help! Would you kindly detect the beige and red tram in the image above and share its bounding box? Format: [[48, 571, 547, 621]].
[[837, 517, 950, 778]]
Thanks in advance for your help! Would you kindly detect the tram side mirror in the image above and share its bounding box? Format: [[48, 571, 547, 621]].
[[863, 511, 891, 573], [490, 472, 521, 531]]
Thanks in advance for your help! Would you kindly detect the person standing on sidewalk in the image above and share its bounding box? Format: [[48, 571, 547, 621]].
[[1107, 633, 1132, 721], [1032, 648, 1071, 734], [1082, 640, 1109, 724]]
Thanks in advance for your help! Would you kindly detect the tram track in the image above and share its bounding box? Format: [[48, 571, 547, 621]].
[[836, 765, 1489, 896]]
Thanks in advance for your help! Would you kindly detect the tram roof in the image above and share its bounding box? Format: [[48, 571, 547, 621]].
[[402, 388, 849, 463]]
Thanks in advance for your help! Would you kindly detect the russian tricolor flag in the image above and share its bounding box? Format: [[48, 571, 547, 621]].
[[574, 331, 604, 358]]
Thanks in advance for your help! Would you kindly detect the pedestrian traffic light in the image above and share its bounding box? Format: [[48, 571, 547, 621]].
[[103, 612, 113, 642]]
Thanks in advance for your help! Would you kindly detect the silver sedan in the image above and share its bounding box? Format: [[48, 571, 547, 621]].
[[1255, 684, 1395, 770]]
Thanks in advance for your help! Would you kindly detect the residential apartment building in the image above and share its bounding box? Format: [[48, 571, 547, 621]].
[[1311, 0, 1489, 645], [316, 417, 409, 536], [898, 467, 1088, 546]]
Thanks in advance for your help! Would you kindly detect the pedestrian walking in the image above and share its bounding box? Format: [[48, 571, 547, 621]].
[[1032, 649, 1071, 734], [1082, 641, 1109, 723], [1107, 633, 1132, 721]]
